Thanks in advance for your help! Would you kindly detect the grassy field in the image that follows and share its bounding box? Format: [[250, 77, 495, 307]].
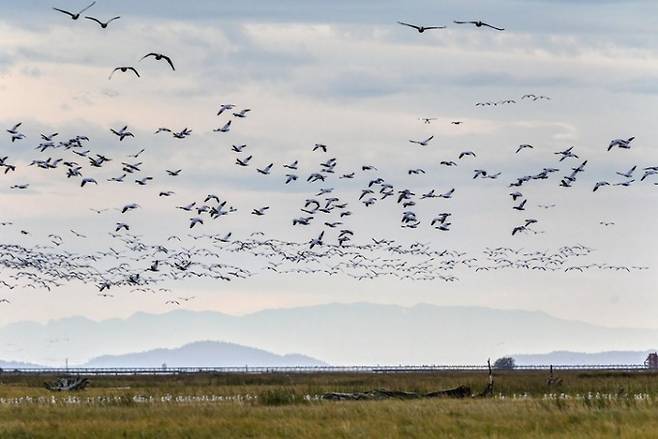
[[1, 370, 658, 437]]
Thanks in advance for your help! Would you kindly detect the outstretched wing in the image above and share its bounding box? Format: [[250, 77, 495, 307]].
[[53, 7, 75, 18], [140, 53, 158, 61], [162, 55, 176, 71], [78, 1, 96, 15], [482, 22, 504, 31], [108, 67, 120, 80], [453, 20, 470, 24], [84, 16, 103, 26], [397, 21, 421, 30], [107, 16, 121, 24], [128, 67, 140, 77], [423, 26, 446, 30]]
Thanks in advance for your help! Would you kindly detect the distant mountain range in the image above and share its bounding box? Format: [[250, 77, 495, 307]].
[[1, 303, 658, 366], [82, 341, 327, 368], [0, 360, 45, 369], [514, 350, 656, 366]]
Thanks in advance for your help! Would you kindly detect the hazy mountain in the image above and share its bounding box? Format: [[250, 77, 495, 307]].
[[83, 341, 327, 368], [0, 360, 45, 369], [2, 303, 658, 366], [513, 350, 656, 366]]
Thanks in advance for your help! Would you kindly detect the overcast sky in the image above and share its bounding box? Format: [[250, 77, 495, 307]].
[[1, 0, 658, 333]]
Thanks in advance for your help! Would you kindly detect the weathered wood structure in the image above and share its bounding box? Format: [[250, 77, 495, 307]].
[[44, 377, 90, 391]]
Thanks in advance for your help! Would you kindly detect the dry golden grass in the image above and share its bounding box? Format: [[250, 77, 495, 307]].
[[2, 398, 658, 438], [0, 370, 657, 438]]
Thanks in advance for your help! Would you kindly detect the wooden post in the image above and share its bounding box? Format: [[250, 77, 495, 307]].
[[487, 358, 494, 395], [476, 359, 494, 397]]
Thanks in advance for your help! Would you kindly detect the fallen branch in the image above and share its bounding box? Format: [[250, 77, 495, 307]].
[[321, 385, 472, 401]]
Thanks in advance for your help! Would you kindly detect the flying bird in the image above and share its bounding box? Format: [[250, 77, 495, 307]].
[[616, 166, 636, 179], [257, 164, 273, 175], [189, 217, 204, 229], [513, 199, 527, 211], [453, 20, 505, 31], [608, 137, 635, 151], [283, 160, 298, 170], [516, 144, 534, 153], [110, 126, 134, 141], [53, 1, 95, 20], [115, 222, 129, 232], [109, 67, 140, 80], [397, 21, 446, 33], [233, 109, 251, 118], [84, 15, 120, 28], [214, 121, 232, 133], [409, 135, 434, 146], [140, 53, 176, 71], [80, 177, 97, 187], [236, 155, 252, 167], [217, 104, 235, 116], [310, 231, 325, 249]]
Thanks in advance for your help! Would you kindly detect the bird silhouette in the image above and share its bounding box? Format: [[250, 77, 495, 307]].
[[53, 1, 96, 20]]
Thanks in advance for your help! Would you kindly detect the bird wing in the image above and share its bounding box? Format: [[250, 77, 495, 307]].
[[108, 68, 120, 79], [453, 20, 469, 24], [107, 16, 121, 24], [128, 67, 140, 77], [397, 21, 421, 30], [162, 55, 176, 71], [424, 26, 446, 30], [78, 1, 96, 15], [53, 7, 75, 18], [84, 16, 103, 25], [482, 22, 505, 31], [140, 53, 158, 61]]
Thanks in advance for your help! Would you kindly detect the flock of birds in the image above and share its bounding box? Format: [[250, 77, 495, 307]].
[[475, 94, 552, 107], [51, 2, 174, 79], [397, 20, 505, 32], [0, 3, 651, 305]]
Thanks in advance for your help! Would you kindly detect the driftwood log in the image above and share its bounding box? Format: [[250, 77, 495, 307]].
[[322, 359, 497, 401], [321, 385, 472, 401], [44, 377, 90, 392]]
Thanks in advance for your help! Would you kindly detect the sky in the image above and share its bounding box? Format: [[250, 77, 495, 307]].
[[1, 0, 658, 333]]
